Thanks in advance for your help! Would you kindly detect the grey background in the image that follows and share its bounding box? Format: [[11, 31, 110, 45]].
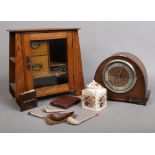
[[0, 21, 154, 132]]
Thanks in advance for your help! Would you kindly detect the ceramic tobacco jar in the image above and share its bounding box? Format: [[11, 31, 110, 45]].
[[82, 80, 107, 111]]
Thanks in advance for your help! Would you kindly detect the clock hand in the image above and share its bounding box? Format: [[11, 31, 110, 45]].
[[116, 68, 123, 82], [118, 67, 123, 77]]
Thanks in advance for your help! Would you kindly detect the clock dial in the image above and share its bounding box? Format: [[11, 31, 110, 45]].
[[102, 60, 137, 93]]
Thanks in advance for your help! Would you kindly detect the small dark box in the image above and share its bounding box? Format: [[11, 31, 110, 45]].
[[50, 96, 81, 109], [19, 90, 37, 111]]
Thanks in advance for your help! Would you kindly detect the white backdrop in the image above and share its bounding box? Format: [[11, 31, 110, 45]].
[[0, 21, 154, 132]]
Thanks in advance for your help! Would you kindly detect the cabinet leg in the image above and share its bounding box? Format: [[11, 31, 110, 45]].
[[73, 31, 84, 96]]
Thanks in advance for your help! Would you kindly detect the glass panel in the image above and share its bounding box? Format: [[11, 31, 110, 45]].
[[30, 39, 68, 88]]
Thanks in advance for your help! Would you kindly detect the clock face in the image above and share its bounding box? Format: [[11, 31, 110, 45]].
[[102, 60, 137, 93]]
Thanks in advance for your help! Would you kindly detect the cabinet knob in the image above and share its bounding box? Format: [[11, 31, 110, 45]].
[[32, 63, 43, 71]]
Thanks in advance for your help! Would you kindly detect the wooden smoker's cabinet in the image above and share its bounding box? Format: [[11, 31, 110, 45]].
[[8, 28, 84, 105]]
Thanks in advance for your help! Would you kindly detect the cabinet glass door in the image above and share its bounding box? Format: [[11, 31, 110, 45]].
[[23, 32, 73, 97], [30, 38, 68, 88]]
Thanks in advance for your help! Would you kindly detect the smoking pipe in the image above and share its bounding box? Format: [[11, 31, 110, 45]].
[[43, 106, 65, 113], [28, 111, 75, 125], [67, 113, 100, 125]]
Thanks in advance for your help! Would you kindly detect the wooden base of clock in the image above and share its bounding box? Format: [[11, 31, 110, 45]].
[[8, 28, 84, 110], [94, 52, 150, 106], [108, 90, 150, 105]]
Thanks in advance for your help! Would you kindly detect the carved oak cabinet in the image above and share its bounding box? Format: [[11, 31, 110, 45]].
[[8, 28, 84, 108]]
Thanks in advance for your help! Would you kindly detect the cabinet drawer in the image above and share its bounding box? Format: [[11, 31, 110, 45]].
[[32, 55, 49, 77], [31, 41, 48, 56]]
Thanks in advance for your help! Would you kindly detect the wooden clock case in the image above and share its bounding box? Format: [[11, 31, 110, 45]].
[[94, 52, 150, 105], [8, 28, 84, 109]]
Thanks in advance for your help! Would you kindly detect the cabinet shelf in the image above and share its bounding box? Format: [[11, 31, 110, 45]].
[[50, 62, 67, 67], [33, 71, 67, 79]]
